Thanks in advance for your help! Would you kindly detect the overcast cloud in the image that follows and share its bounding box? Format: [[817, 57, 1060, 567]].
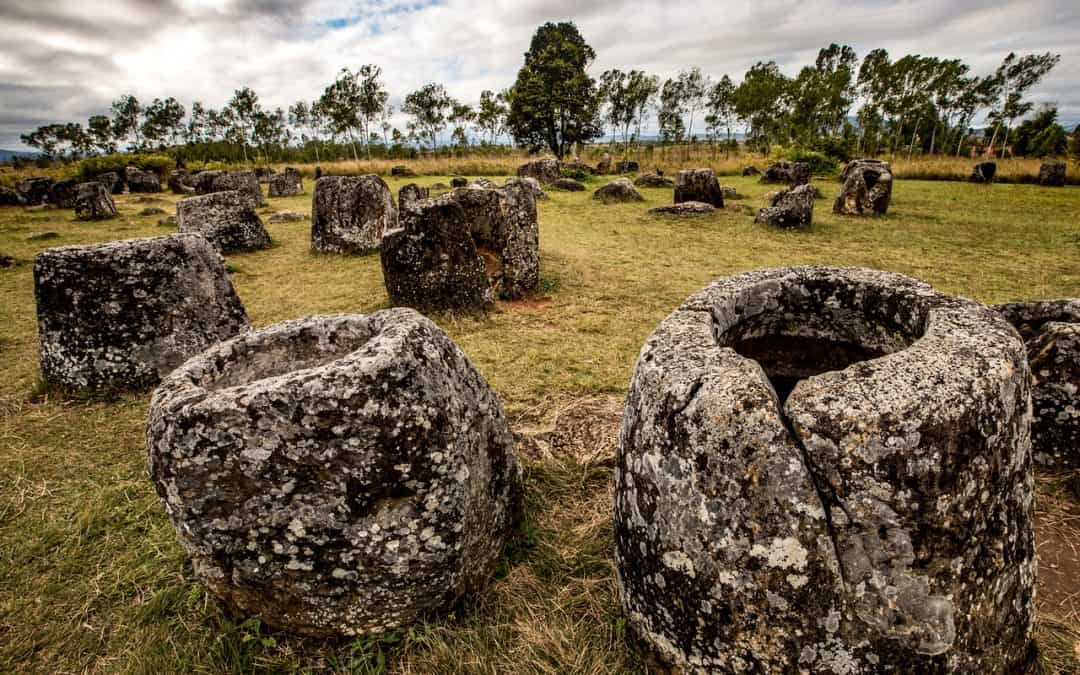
[[0, 0, 1077, 149]]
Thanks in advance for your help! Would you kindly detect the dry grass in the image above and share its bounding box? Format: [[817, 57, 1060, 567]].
[[0, 170, 1078, 672]]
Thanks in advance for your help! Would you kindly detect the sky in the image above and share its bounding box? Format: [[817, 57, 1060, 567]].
[[1, 0, 1078, 150]]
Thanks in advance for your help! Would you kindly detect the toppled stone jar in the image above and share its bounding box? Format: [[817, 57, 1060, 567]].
[[995, 299, 1080, 467], [834, 159, 892, 216], [674, 168, 725, 208], [615, 266, 1035, 674], [177, 190, 272, 254], [34, 234, 249, 394], [147, 309, 522, 638]]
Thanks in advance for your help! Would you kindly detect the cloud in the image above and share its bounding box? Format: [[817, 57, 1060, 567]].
[[0, 0, 1077, 148]]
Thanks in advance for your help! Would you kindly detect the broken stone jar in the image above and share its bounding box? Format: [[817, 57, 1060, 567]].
[[615, 265, 1035, 674], [147, 308, 522, 638]]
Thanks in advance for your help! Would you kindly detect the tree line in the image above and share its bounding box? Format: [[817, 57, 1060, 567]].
[[18, 22, 1074, 164]]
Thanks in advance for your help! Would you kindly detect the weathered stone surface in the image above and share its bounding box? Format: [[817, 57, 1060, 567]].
[[1038, 161, 1066, 187], [517, 158, 562, 185], [634, 173, 674, 188], [450, 177, 468, 188], [720, 185, 738, 200], [391, 165, 416, 177], [552, 178, 586, 192], [34, 234, 249, 394], [95, 171, 125, 195], [761, 161, 811, 185], [674, 168, 725, 208], [470, 178, 499, 189], [268, 168, 304, 197], [616, 265, 1035, 674], [195, 170, 267, 207], [450, 183, 539, 299], [648, 201, 716, 216], [177, 191, 272, 254], [398, 183, 430, 210], [503, 176, 548, 201], [146, 309, 522, 638], [0, 186, 25, 207], [615, 160, 639, 173], [756, 184, 816, 228], [311, 175, 398, 255], [381, 196, 495, 310], [74, 182, 118, 221], [125, 166, 161, 193], [254, 166, 273, 184], [834, 159, 893, 216], [267, 210, 306, 224], [970, 162, 997, 184], [995, 299, 1080, 467], [159, 215, 178, 227], [743, 166, 761, 176], [168, 169, 196, 195], [593, 178, 644, 203], [140, 207, 166, 216], [18, 177, 55, 205], [648, 199, 717, 216], [49, 179, 79, 208]]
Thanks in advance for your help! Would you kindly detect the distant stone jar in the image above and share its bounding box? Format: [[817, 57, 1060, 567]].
[[761, 161, 811, 185], [34, 234, 249, 394], [592, 178, 644, 203], [73, 182, 118, 221], [398, 183, 430, 210], [995, 299, 1080, 467], [177, 190, 272, 254], [146, 309, 522, 638], [970, 161, 997, 184], [517, 158, 562, 185], [833, 159, 893, 216], [756, 184, 815, 228], [268, 168, 304, 197], [125, 166, 161, 193], [616, 266, 1035, 673], [195, 169, 267, 207], [1038, 161, 1066, 187], [674, 168, 725, 207], [311, 175, 398, 255]]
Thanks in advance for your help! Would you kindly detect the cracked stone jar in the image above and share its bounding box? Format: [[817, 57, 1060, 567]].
[[615, 266, 1035, 673], [147, 309, 522, 638]]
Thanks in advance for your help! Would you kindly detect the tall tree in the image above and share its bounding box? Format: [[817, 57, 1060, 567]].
[[110, 94, 143, 150], [87, 114, 116, 155], [403, 83, 456, 151], [185, 102, 209, 146], [506, 21, 602, 159], [657, 78, 686, 145], [226, 87, 262, 163], [319, 69, 364, 160], [354, 65, 390, 159], [677, 67, 709, 143], [733, 61, 790, 156], [986, 52, 1061, 157], [142, 97, 186, 149], [475, 89, 509, 144], [705, 75, 737, 157]]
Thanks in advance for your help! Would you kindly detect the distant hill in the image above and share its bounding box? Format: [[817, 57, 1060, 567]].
[[0, 149, 38, 162]]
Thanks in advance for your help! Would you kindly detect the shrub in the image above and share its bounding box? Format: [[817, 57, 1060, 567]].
[[784, 149, 839, 175], [560, 167, 591, 182], [78, 153, 174, 181]]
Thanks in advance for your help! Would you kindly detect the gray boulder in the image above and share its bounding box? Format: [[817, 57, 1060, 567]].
[[503, 176, 548, 200], [311, 175, 398, 255], [761, 161, 811, 185], [552, 178, 586, 192], [616, 265, 1035, 674], [381, 196, 495, 311], [970, 162, 997, 184], [168, 169, 196, 195], [398, 183, 430, 210], [720, 186, 738, 200], [615, 160, 639, 173], [0, 186, 25, 207], [995, 299, 1080, 467], [177, 191, 272, 254], [95, 171, 125, 195], [470, 178, 499, 189], [743, 166, 761, 176], [391, 165, 416, 177], [74, 182, 118, 221], [267, 210, 306, 224], [34, 234, 249, 394], [756, 184, 815, 228], [450, 177, 468, 188], [254, 166, 273, 184], [649, 201, 716, 216], [834, 159, 893, 216], [18, 177, 54, 206], [146, 309, 522, 638], [634, 173, 674, 188], [593, 178, 644, 204], [195, 170, 267, 207], [268, 168, 304, 197], [125, 166, 161, 193], [517, 158, 562, 185], [1038, 161, 1066, 187], [674, 168, 724, 207]]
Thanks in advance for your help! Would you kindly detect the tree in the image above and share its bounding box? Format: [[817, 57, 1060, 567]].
[[142, 97, 186, 149], [226, 87, 262, 163], [111, 95, 142, 150], [657, 78, 686, 145], [1071, 124, 1080, 162], [319, 69, 369, 160], [87, 115, 116, 155], [354, 65, 390, 158], [987, 52, 1060, 157], [705, 75, 737, 157], [733, 61, 790, 156], [403, 83, 455, 151], [185, 102, 209, 146], [506, 22, 602, 159], [1012, 106, 1068, 157], [597, 69, 656, 156], [677, 67, 709, 143], [475, 89, 509, 144], [450, 102, 474, 150]]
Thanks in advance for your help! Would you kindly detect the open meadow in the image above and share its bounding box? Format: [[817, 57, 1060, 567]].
[[1, 170, 1079, 673]]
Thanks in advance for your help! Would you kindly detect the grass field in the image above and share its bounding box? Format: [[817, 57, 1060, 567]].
[[1, 172, 1078, 673]]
